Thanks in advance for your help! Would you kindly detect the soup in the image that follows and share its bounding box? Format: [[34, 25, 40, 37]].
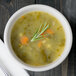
[[11, 11, 65, 66]]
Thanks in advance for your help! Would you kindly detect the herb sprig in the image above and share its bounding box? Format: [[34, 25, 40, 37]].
[[31, 23, 49, 42]]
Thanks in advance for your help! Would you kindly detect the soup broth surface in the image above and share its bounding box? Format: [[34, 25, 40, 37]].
[[11, 11, 65, 66]]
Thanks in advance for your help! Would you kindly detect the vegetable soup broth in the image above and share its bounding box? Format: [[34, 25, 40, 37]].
[[11, 11, 65, 66]]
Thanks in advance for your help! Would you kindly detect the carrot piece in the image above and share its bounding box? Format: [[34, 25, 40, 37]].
[[38, 41, 42, 48], [46, 29, 54, 35], [20, 36, 29, 45], [21, 16, 25, 19], [41, 32, 46, 37], [41, 32, 45, 35]]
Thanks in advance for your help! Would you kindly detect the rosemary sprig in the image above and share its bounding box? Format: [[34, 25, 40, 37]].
[[31, 24, 49, 42]]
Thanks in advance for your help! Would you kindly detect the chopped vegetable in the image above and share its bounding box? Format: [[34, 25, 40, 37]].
[[46, 44, 51, 49], [20, 36, 29, 45], [19, 33, 23, 37], [38, 41, 42, 48], [21, 16, 25, 19], [42, 40, 46, 44], [41, 32, 45, 35], [46, 29, 54, 35], [19, 44, 23, 48]]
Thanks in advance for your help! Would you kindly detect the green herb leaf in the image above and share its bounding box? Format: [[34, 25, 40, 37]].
[[31, 24, 49, 42]]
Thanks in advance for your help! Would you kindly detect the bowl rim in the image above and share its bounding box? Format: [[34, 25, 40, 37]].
[[4, 4, 73, 72]]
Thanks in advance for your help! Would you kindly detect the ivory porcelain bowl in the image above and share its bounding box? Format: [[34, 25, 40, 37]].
[[4, 4, 73, 72]]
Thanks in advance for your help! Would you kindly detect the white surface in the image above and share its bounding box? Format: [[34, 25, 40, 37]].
[[0, 69, 5, 76], [0, 39, 29, 76], [4, 4, 73, 71]]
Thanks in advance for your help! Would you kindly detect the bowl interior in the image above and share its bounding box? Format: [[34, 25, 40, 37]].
[[4, 4, 72, 71]]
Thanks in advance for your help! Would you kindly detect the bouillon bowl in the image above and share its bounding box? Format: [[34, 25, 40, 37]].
[[4, 4, 72, 71]]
